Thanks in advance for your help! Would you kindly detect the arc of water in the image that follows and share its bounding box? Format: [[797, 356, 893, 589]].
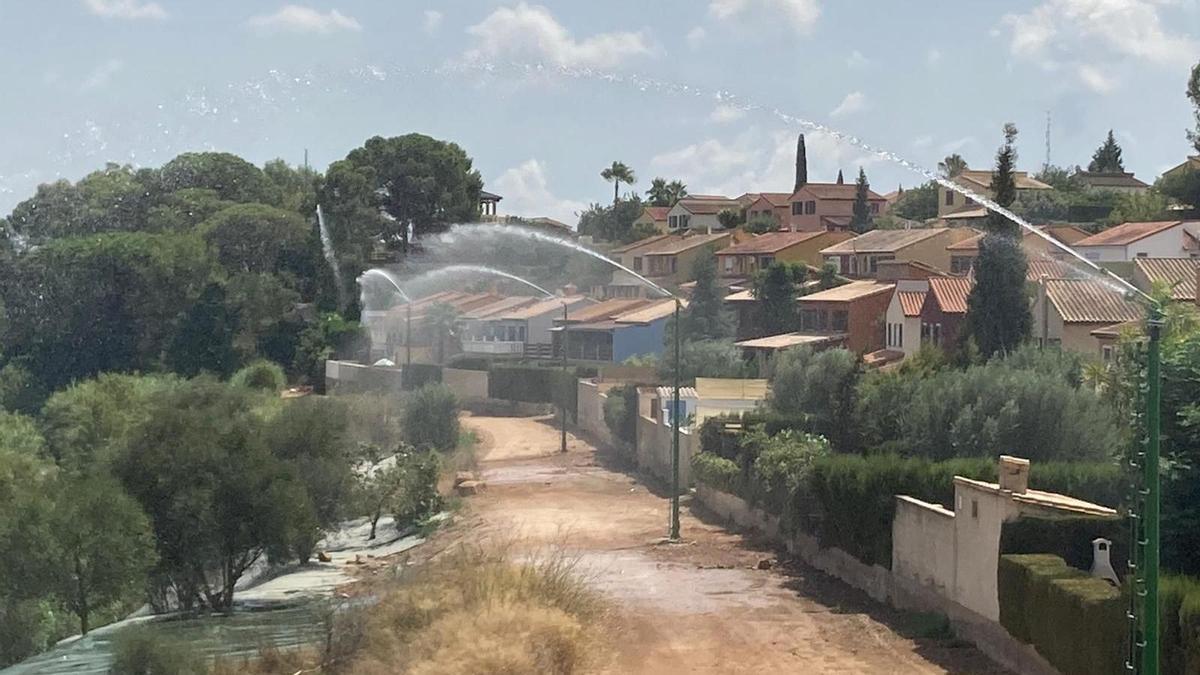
[[403, 264, 557, 300], [315, 205, 347, 308], [436, 62, 1147, 304], [360, 268, 412, 303], [437, 225, 675, 299]]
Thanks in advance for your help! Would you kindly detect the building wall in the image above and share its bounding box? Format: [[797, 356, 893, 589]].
[[1077, 225, 1193, 262], [442, 368, 489, 400], [576, 379, 613, 445], [919, 296, 965, 350], [666, 202, 727, 233], [937, 182, 989, 218], [951, 480, 1021, 621], [892, 497, 957, 598], [884, 294, 922, 356], [634, 212, 668, 234], [636, 412, 695, 488], [612, 317, 669, 362], [745, 197, 787, 228], [799, 292, 891, 354], [788, 191, 886, 231]]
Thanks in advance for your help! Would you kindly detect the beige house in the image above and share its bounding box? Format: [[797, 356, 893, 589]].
[[607, 231, 734, 296], [937, 170, 1052, 219], [1074, 171, 1149, 194], [820, 227, 977, 278], [944, 225, 1089, 275], [715, 230, 853, 278], [788, 183, 887, 232], [884, 280, 927, 356], [666, 196, 743, 232], [1163, 155, 1200, 181], [1132, 257, 1200, 302], [634, 206, 671, 233], [1072, 220, 1200, 262], [744, 192, 794, 229], [1031, 277, 1144, 355]]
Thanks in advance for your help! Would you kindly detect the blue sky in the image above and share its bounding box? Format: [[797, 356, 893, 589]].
[[1, 0, 1198, 224]]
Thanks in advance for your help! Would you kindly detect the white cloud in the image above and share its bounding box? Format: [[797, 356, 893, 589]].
[[81, 59, 124, 91], [247, 6, 363, 34], [708, 0, 820, 35], [1077, 63, 1116, 93], [846, 50, 869, 68], [829, 91, 866, 117], [686, 26, 707, 49], [491, 159, 588, 226], [1000, 0, 1197, 90], [463, 3, 653, 69], [926, 47, 942, 66], [709, 104, 747, 124], [82, 0, 166, 20], [423, 9, 443, 34]]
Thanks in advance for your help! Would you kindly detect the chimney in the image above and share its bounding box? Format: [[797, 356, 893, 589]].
[[795, 133, 808, 191], [836, 169, 844, 185], [998, 455, 1029, 494]]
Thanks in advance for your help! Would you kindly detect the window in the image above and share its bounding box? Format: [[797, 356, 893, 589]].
[[518, 326, 526, 342], [680, 214, 690, 229], [832, 310, 848, 332], [817, 310, 829, 331], [896, 323, 903, 347], [633, 256, 643, 272], [868, 256, 879, 274], [668, 215, 678, 229], [1085, 251, 1100, 261], [805, 200, 816, 215], [944, 190, 955, 206], [800, 309, 819, 331], [670, 258, 677, 274], [1102, 345, 1113, 362], [870, 203, 880, 214], [964, 196, 975, 206], [792, 201, 803, 215], [1136, 252, 1148, 258], [722, 256, 734, 273], [758, 255, 774, 268], [951, 256, 973, 274], [827, 256, 841, 273]]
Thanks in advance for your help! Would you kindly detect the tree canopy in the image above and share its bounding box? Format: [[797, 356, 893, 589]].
[[850, 167, 873, 234], [1087, 130, 1125, 173], [601, 161, 636, 204]]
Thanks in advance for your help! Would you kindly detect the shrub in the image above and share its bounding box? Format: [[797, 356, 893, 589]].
[[997, 554, 1125, 675], [748, 430, 829, 517], [691, 452, 739, 494], [1161, 575, 1200, 675], [402, 363, 442, 391], [768, 347, 859, 452], [110, 629, 207, 675], [602, 384, 638, 450], [392, 448, 443, 527], [404, 384, 460, 452], [1000, 516, 1126, 575], [230, 359, 286, 391], [445, 356, 491, 371]]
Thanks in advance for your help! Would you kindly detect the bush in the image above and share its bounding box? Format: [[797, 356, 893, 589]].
[[445, 356, 491, 371], [402, 363, 442, 391], [691, 452, 739, 494], [997, 554, 1125, 675], [110, 629, 208, 675], [1000, 516, 1126, 574], [230, 359, 286, 391], [768, 347, 859, 452], [404, 384, 460, 452], [1161, 575, 1200, 675], [392, 448, 443, 526], [602, 384, 638, 450], [748, 430, 829, 517]]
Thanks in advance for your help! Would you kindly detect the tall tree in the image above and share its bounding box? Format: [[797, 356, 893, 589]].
[[965, 123, 1031, 357], [167, 282, 240, 378], [938, 154, 968, 178], [600, 161, 636, 204], [1188, 60, 1200, 153], [646, 177, 671, 206], [1088, 130, 1125, 172], [752, 263, 802, 335], [890, 181, 938, 221], [850, 167, 874, 234], [666, 180, 688, 205], [679, 251, 731, 340]]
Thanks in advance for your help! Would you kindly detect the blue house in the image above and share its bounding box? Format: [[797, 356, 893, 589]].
[[552, 298, 680, 363]]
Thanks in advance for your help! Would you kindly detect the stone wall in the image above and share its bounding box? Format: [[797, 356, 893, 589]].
[[892, 496, 957, 600]]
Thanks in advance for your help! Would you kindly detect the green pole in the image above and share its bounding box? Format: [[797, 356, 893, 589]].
[[405, 302, 412, 368], [561, 303, 568, 454], [1143, 304, 1163, 675], [670, 298, 681, 541]]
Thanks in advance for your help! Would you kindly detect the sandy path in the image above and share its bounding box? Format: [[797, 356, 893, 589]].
[[454, 415, 1008, 674]]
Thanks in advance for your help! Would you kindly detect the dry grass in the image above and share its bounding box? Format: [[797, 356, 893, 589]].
[[340, 544, 606, 674]]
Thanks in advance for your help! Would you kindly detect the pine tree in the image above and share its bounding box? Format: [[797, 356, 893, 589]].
[[850, 167, 873, 234], [965, 123, 1031, 357], [168, 282, 239, 377], [1087, 130, 1125, 173], [679, 251, 731, 340], [1188, 61, 1200, 153], [752, 262, 801, 335]]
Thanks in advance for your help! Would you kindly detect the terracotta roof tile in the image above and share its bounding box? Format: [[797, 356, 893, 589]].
[[1074, 221, 1187, 247], [898, 290, 926, 317], [677, 198, 742, 215], [799, 280, 895, 302], [1044, 278, 1144, 324], [821, 228, 950, 254], [794, 183, 885, 201], [639, 232, 731, 256], [718, 231, 834, 255], [956, 170, 1051, 191], [642, 206, 670, 221], [928, 276, 974, 314], [1134, 258, 1200, 301]]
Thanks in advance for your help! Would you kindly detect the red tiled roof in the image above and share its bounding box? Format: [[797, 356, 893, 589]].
[[1044, 279, 1144, 324], [956, 170, 1051, 191], [642, 206, 670, 221], [897, 290, 926, 317], [1074, 221, 1187, 247], [928, 276, 974, 314], [821, 228, 950, 254], [717, 231, 831, 255], [794, 183, 885, 201], [610, 233, 674, 254], [677, 198, 742, 215], [1026, 259, 1084, 281], [1134, 258, 1200, 301], [1074, 172, 1149, 189], [752, 192, 793, 207], [639, 232, 731, 256]]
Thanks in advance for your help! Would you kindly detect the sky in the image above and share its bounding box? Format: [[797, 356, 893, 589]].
[[0, 0, 1198, 225]]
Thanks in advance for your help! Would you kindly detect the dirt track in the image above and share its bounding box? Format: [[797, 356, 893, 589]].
[[451, 414, 1008, 674]]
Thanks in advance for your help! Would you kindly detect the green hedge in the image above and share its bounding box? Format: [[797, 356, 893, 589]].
[[487, 365, 588, 422], [691, 452, 739, 494], [1001, 516, 1127, 574], [998, 554, 1125, 675], [401, 363, 442, 391], [1161, 575, 1200, 675], [602, 383, 638, 451], [1029, 461, 1124, 511], [445, 356, 491, 371]]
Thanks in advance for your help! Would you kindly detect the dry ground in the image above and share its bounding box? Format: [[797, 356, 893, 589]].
[[430, 413, 1009, 675]]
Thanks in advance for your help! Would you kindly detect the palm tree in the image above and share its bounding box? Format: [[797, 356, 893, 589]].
[[422, 302, 460, 364], [666, 180, 688, 205], [938, 154, 968, 178], [646, 177, 671, 206], [601, 161, 636, 204]]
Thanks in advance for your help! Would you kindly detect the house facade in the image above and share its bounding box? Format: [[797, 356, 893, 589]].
[[1031, 278, 1144, 354], [1071, 220, 1200, 262], [796, 281, 895, 354], [937, 170, 1051, 218], [884, 280, 928, 356], [606, 231, 734, 296], [1074, 171, 1149, 194], [919, 276, 973, 350], [460, 295, 594, 359], [744, 193, 793, 229], [554, 298, 679, 363], [820, 228, 977, 279], [715, 230, 853, 278], [666, 196, 743, 232], [634, 206, 671, 233], [788, 183, 887, 231], [945, 226, 1089, 275]]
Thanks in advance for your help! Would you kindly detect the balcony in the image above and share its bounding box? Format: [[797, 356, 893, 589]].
[[461, 339, 525, 355]]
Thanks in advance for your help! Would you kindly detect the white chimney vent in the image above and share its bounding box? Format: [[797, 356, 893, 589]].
[[1091, 538, 1120, 586], [998, 455, 1030, 494]]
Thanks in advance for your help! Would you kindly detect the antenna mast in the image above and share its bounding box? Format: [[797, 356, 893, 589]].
[[1044, 111, 1051, 171]]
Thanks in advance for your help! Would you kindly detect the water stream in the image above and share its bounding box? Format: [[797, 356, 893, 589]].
[[316, 204, 347, 309], [400, 263, 559, 300]]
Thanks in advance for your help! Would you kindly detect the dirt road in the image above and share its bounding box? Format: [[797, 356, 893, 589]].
[[453, 414, 1008, 674]]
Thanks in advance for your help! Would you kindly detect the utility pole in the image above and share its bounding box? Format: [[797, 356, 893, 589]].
[[561, 303, 569, 454], [1142, 305, 1163, 675], [669, 297, 682, 540], [1044, 111, 1052, 172]]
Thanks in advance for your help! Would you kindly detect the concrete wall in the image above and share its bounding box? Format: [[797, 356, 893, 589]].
[[636, 414, 694, 488], [576, 379, 613, 446], [892, 496, 957, 599], [325, 360, 405, 394], [442, 368, 489, 401], [952, 479, 1022, 621], [1078, 224, 1195, 261]]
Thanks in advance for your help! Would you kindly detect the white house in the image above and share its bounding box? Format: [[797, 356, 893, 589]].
[[460, 295, 594, 359], [884, 280, 927, 357], [1071, 220, 1200, 262], [666, 196, 743, 233]]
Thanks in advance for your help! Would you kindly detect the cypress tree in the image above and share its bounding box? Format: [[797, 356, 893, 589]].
[[753, 262, 800, 335], [965, 123, 1031, 357], [680, 250, 731, 340], [850, 167, 873, 234], [1087, 130, 1125, 173]]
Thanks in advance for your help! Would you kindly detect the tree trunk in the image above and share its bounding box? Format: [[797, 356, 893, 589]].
[[369, 509, 381, 540], [75, 555, 89, 636], [614, 181, 619, 204]]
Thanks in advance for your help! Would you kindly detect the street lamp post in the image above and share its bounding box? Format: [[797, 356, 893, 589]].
[[405, 301, 412, 368], [1142, 304, 1164, 675], [561, 302, 569, 454]]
